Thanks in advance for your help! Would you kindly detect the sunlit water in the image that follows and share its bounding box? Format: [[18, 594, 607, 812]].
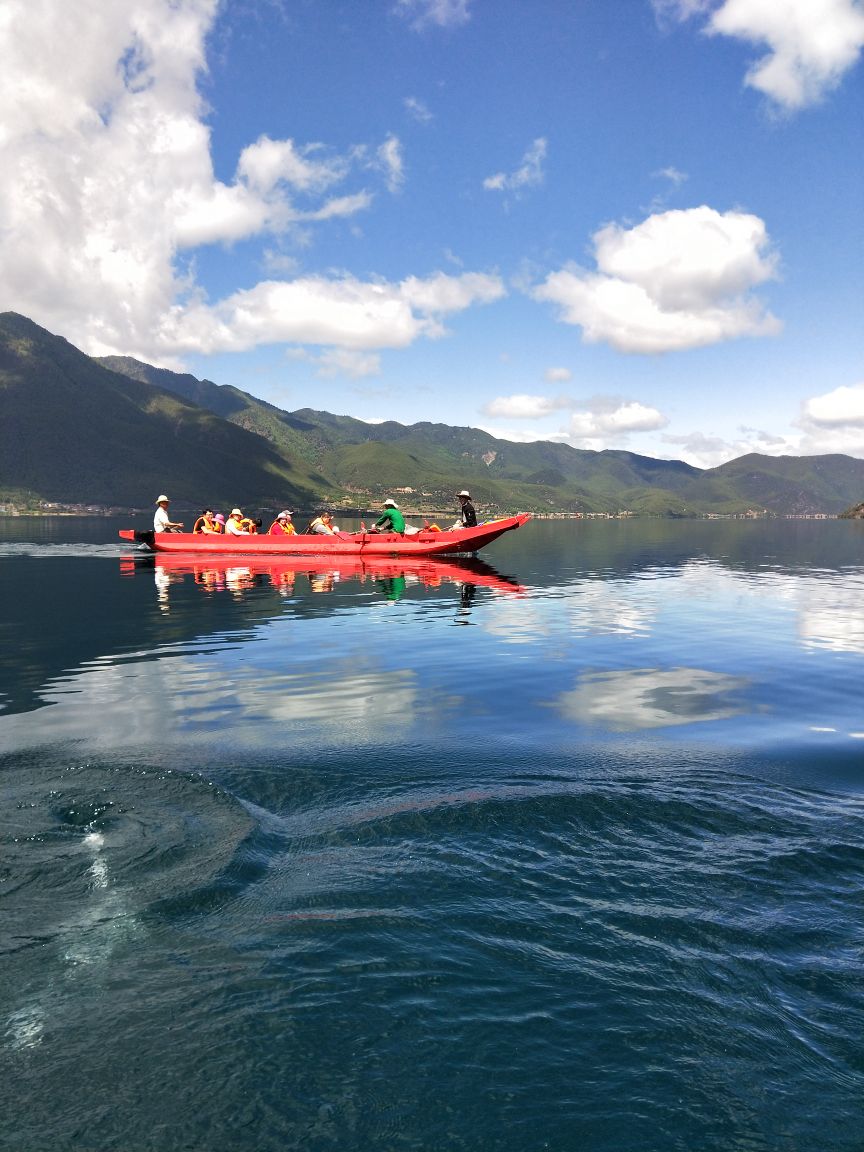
[[1, 516, 862, 1151]]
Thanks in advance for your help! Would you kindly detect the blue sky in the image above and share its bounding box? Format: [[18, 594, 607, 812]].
[[2, 0, 863, 466]]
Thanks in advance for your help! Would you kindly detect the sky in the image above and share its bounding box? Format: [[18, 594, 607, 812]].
[[1, 0, 863, 468]]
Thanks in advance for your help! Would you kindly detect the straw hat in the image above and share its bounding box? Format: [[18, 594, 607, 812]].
[[155, 494, 170, 503]]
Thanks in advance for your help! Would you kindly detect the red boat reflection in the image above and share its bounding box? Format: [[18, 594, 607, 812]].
[[121, 552, 525, 596]]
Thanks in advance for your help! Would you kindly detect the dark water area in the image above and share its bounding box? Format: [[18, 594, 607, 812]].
[[1, 516, 863, 1151]]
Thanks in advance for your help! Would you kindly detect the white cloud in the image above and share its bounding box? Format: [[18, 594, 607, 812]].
[[654, 0, 864, 110], [404, 96, 433, 123], [481, 393, 668, 451], [710, 0, 864, 110], [399, 270, 505, 314], [376, 135, 405, 193], [262, 250, 301, 276], [802, 381, 864, 427], [0, 1, 500, 365], [483, 394, 573, 419], [653, 165, 688, 185], [163, 270, 505, 354], [532, 206, 781, 354], [299, 191, 374, 222], [395, 0, 471, 30], [567, 400, 668, 444], [314, 349, 382, 379], [652, 0, 713, 24], [483, 138, 547, 194], [795, 381, 864, 457], [237, 136, 346, 195], [661, 427, 797, 468], [545, 366, 572, 383], [286, 346, 383, 378]]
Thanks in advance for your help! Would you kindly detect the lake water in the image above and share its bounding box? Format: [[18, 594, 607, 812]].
[[1, 515, 862, 1151]]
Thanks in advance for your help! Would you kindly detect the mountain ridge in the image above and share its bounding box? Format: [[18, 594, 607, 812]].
[[2, 312, 862, 516]]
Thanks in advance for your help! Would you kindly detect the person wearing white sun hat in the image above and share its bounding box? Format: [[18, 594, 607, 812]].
[[455, 490, 477, 528], [268, 510, 296, 536], [153, 495, 184, 533], [371, 497, 405, 535], [225, 508, 249, 535]]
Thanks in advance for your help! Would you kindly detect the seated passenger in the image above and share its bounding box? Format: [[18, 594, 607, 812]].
[[154, 495, 184, 533], [225, 508, 249, 536], [240, 517, 262, 534], [371, 498, 405, 535], [213, 514, 226, 532], [308, 512, 337, 535], [193, 509, 218, 534], [269, 511, 296, 535]]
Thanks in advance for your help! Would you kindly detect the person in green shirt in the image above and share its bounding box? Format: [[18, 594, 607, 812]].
[[372, 498, 405, 534]]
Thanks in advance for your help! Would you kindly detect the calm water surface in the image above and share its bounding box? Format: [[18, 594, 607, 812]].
[[1, 516, 862, 1151]]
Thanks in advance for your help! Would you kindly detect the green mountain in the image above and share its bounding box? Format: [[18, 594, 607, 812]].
[[3, 312, 863, 515], [0, 313, 328, 508], [710, 453, 864, 516], [95, 357, 711, 513], [100, 354, 864, 515]]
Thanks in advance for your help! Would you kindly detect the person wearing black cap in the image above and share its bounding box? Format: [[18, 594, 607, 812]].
[[455, 490, 477, 528]]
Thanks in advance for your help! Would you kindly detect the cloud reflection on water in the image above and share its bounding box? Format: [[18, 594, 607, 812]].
[[0, 644, 437, 754], [553, 667, 751, 732], [795, 580, 864, 654]]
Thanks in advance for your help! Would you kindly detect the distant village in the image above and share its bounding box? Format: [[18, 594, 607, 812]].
[[0, 498, 843, 520]]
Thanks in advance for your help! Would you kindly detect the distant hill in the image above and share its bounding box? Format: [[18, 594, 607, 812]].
[[2, 312, 863, 515], [0, 313, 328, 508], [711, 454, 864, 517], [101, 352, 864, 516]]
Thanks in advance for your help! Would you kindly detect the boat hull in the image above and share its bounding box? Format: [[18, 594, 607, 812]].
[[119, 514, 530, 556]]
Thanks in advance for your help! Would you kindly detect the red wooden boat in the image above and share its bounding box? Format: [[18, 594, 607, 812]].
[[119, 513, 530, 556]]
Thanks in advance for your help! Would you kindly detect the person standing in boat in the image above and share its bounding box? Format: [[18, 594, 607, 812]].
[[455, 490, 477, 528], [225, 508, 250, 536], [269, 510, 296, 535], [370, 498, 405, 535], [154, 495, 184, 533]]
